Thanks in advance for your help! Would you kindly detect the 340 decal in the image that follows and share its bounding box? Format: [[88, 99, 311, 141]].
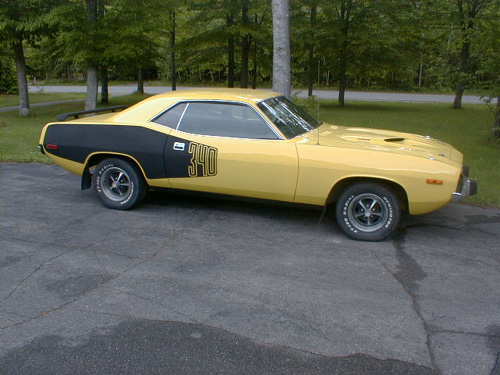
[[188, 142, 218, 177]]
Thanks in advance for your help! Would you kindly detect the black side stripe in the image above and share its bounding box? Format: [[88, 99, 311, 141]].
[[44, 124, 219, 180], [44, 124, 168, 179]]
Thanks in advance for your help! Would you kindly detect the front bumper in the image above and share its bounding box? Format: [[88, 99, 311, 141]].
[[452, 165, 478, 203]]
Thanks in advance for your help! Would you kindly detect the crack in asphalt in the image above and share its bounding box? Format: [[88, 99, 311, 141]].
[[431, 329, 500, 340], [0, 248, 76, 305], [0, 229, 187, 331], [490, 352, 500, 375], [393, 228, 444, 374], [374, 228, 441, 374], [370, 213, 500, 375]]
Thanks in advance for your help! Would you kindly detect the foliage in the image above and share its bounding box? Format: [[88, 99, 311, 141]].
[[0, 53, 17, 94], [1, 0, 499, 108]]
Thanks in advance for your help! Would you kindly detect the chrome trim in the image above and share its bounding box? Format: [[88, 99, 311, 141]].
[[452, 165, 478, 202], [151, 100, 284, 140], [452, 179, 477, 202], [176, 102, 189, 130]]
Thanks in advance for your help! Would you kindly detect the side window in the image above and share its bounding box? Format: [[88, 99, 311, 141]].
[[177, 102, 278, 140], [152, 103, 187, 129]]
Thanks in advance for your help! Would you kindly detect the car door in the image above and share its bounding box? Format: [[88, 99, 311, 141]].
[[158, 101, 299, 202]]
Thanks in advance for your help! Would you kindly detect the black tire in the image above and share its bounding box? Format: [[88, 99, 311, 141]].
[[93, 158, 146, 210], [335, 183, 401, 241]]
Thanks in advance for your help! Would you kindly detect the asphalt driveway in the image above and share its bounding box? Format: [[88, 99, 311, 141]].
[[1, 163, 499, 375]]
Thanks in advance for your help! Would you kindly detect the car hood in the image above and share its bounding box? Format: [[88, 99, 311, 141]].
[[299, 123, 463, 163]]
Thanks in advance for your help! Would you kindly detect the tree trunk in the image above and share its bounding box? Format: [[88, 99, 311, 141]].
[[170, 10, 177, 91], [453, 84, 465, 109], [338, 0, 352, 108], [85, 65, 99, 110], [493, 97, 500, 139], [271, 0, 291, 97], [85, 0, 98, 110], [12, 38, 30, 117], [453, 41, 469, 109], [226, 0, 235, 87], [307, 2, 317, 97], [240, 0, 250, 88], [101, 67, 109, 104], [227, 13, 234, 87], [453, 0, 479, 109], [137, 67, 144, 93], [252, 15, 258, 90]]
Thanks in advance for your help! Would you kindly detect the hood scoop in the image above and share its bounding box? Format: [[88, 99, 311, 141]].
[[384, 137, 405, 142]]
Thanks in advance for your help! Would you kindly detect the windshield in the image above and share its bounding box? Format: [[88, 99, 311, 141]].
[[258, 96, 320, 139]]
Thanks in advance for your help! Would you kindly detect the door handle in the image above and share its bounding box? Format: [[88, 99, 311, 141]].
[[173, 142, 185, 151]]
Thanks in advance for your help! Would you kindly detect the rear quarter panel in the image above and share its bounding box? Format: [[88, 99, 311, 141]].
[[39, 121, 171, 180]]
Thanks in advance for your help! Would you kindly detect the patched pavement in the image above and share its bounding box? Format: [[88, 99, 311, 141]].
[[1, 163, 499, 375]]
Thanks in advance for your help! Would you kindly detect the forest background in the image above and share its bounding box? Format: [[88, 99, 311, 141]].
[[1, 0, 499, 117]]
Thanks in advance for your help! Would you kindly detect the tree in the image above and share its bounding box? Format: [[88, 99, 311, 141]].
[[491, 98, 500, 138], [169, 10, 177, 91], [452, 0, 476, 108], [337, 0, 352, 107], [85, 0, 98, 110], [306, 0, 318, 97], [0, 0, 30, 116], [272, 0, 291, 97], [182, 0, 236, 85], [474, 0, 500, 137], [0, 0, 60, 116], [451, 0, 492, 109], [0, 50, 17, 94], [291, 0, 322, 97], [227, 1, 236, 87]]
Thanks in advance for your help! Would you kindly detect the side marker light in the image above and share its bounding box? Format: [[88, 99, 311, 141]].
[[46, 144, 58, 150], [426, 179, 443, 185]]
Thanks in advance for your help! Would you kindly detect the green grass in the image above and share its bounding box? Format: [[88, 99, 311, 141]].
[[0, 92, 87, 107], [1, 94, 498, 206]]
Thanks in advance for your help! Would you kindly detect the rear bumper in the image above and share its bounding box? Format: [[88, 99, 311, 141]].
[[452, 165, 478, 203]]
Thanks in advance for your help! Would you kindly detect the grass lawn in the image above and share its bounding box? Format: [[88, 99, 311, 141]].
[[0, 92, 87, 107], [1, 93, 498, 206]]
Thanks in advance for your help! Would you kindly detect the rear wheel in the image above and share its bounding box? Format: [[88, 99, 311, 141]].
[[94, 158, 146, 210], [335, 183, 400, 241]]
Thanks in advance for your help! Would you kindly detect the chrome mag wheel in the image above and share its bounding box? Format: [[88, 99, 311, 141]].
[[347, 193, 389, 233], [100, 166, 132, 202]]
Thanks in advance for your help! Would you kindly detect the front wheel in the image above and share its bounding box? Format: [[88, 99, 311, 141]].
[[335, 183, 401, 241], [93, 158, 146, 210]]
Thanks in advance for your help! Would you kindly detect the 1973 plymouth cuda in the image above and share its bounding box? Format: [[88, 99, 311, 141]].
[[39, 89, 477, 241]]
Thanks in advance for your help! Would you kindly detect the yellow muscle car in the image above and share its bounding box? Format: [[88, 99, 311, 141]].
[[38, 89, 477, 241]]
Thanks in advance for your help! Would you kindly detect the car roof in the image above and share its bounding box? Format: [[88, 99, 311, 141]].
[[111, 88, 281, 124], [152, 88, 280, 101]]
